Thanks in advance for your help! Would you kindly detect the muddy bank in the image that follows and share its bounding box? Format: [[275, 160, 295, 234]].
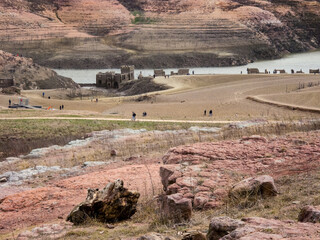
[[0, 38, 276, 69], [0, 135, 84, 161]]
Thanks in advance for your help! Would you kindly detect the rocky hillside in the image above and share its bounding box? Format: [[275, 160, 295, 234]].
[[0, 0, 319, 68], [0, 50, 79, 89]]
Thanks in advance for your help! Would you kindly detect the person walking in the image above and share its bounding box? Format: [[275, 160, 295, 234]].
[[132, 112, 136, 121], [209, 110, 212, 116], [62, 105, 64, 110], [204, 110, 206, 116], [60, 106, 62, 110], [8, 99, 11, 106]]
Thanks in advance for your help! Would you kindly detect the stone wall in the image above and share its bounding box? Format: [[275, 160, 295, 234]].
[[0, 77, 14, 88], [247, 68, 260, 74], [178, 69, 189, 75], [154, 69, 165, 77]]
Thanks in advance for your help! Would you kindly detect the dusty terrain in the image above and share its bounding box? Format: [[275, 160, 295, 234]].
[[2, 73, 319, 121], [0, 129, 320, 239], [0, 73, 320, 239], [0, 0, 320, 68]]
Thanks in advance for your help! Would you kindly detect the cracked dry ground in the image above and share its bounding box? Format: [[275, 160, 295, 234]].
[[0, 130, 320, 234]]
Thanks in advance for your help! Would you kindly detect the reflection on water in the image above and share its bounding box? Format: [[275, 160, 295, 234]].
[[55, 51, 320, 84]]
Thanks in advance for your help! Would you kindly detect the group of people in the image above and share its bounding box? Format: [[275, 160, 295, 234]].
[[204, 109, 213, 116], [59, 105, 64, 110], [132, 111, 148, 121]]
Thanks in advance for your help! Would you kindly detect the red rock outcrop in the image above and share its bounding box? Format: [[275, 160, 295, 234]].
[[207, 216, 320, 240], [229, 175, 278, 201], [1, 131, 320, 234], [158, 193, 192, 223], [161, 131, 320, 210]]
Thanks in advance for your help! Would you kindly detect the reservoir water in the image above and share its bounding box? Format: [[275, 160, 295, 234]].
[[55, 51, 320, 84]]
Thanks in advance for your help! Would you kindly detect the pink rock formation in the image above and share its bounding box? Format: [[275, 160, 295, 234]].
[[161, 132, 320, 210], [298, 205, 320, 223], [207, 216, 320, 240], [158, 193, 192, 223], [229, 175, 278, 201]]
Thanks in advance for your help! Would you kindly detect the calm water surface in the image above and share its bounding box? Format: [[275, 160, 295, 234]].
[[55, 51, 320, 84]]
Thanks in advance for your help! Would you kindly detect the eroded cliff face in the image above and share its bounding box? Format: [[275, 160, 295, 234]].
[[0, 0, 319, 68], [0, 50, 79, 89]]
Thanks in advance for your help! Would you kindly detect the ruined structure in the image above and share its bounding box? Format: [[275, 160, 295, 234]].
[[178, 69, 189, 75], [310, 69, 320, 74], [154, 69, 165, 77], [170, 69, 190, 76], [273, 69, 286, 74], [0, 73, 14, 88], [247, 68, 260, 74], [96, 66, 134, 89]]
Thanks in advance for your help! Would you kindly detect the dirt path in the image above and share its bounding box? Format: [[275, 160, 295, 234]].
[[0, 116, 238, 124]]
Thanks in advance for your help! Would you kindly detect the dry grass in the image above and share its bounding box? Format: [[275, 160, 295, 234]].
[[56, 169, 320, 239], [0, 118, 219, 161], [219, 120, 320, 140]]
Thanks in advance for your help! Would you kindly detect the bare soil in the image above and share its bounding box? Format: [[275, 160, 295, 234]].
[[1, 74, 319, 121]]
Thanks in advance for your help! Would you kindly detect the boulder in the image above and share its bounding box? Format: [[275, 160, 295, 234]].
[[0, 176, 8, 183], [182, 231, 206, 240], [66, 179, 140, 224], [298, 205, 320, 223], [110, 149, 117, 157], [207, 216, 245, 240], [137, 233, 176, 240], [160, 166, 181, 191], [158, 193, 192, 223], [229, 175, 278, 202], [17, 222, 73, 240]]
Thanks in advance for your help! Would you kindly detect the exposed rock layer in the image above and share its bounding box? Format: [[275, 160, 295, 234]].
[[207, 216, 320, 240], [160, 132, 320, 210], [0, 0, 319, 68], [0, 50, 79, 89]]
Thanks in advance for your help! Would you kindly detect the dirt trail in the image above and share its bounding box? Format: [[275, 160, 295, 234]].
[[0, 116, 238, 124]]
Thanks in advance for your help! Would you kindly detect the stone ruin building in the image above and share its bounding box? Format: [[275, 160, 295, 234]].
[[96, 65, 134, 89], [171, 69, 190, 75], [154, 68, 190, 77], [154, 69, 166, 77], [177, 69, 189, 75], [310, 69, 320, 74], [247, 68, 260, 74], [0, 73, 14, 88], [273, 69, 286, 74]]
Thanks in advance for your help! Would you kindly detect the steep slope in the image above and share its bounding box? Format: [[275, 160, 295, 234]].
[[0, 0, 319, 68], [0, 50, 79, 89]]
